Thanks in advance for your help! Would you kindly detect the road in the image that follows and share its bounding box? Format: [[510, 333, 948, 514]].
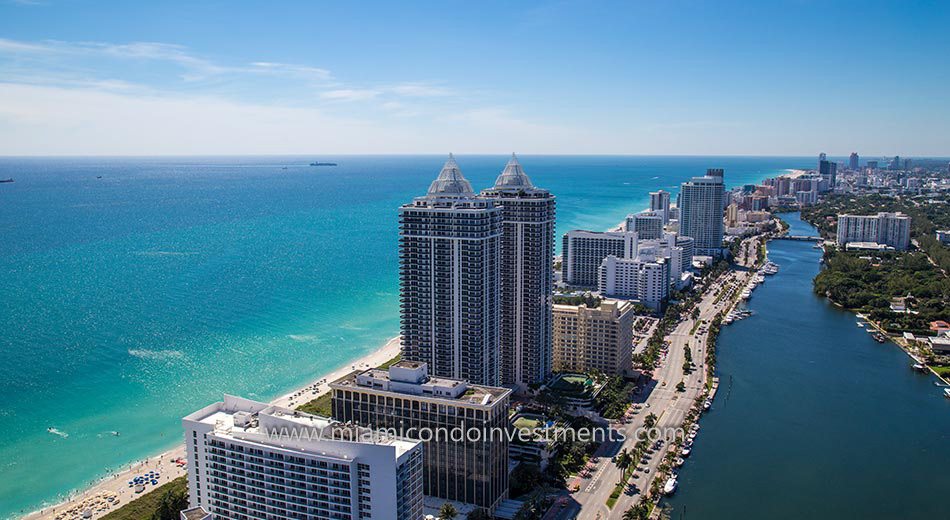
[[570, 243, 758, 519]]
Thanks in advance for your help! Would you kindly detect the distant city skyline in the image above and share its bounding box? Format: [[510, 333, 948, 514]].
[[0, 0, 948, 155]]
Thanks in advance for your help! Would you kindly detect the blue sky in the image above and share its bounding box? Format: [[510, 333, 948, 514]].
[[0, 0, 948, 155]]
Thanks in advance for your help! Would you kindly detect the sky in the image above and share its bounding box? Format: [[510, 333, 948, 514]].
[[0, 0, 948, 156]]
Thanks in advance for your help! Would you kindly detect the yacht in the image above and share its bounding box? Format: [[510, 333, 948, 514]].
[[912, 363, 926, 372], [663, 477, 678, 495]]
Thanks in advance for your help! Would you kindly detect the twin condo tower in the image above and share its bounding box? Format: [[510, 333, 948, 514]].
[[398, 154, 555, 389]]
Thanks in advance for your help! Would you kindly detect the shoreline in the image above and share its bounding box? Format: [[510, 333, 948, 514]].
[[22, 336, 401, 520]]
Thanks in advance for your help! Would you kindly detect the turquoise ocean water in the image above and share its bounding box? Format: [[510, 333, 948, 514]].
[[0, 155, 805, 518]]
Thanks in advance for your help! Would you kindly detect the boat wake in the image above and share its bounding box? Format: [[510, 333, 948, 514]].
[[47, 427, 68, 439]]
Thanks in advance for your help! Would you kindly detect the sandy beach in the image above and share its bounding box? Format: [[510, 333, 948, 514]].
[[23, 337, 401, 520]]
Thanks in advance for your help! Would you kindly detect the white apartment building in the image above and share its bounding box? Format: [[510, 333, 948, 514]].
[[598, 254, 670, 311], [625, 211, 664, 240], [561, 230, 638, 287], [836, 212, 911, 251], [183, 395, 424, 520]]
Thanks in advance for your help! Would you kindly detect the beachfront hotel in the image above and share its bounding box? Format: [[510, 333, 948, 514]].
[[561, 230, 638, 287], [398, 155, 502, 386], [330, 361, 511, 511], [552, 299, 635, 376], [182, 395, 424, 520], [481, 154, 556, 389], [678, 169, 725, 256], [836, 212, 911, 251]]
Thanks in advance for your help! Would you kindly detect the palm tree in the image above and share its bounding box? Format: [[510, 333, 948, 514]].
[[439, 502, 458, 520], [614, 448, 632, 477]]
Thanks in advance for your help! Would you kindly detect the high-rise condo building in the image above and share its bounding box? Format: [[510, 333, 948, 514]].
[[678, 171, 725, 256], [819, 160, 837, 191], [183, 395, 424, 520], [849, 152, 860, 170], [836, 212, 911, 251], [561, 230, 638, 287], [330, 361, 511, 511], [399, 155, 502, 386], [598, 254, 670, 311], [481, 154, 556, 389], [625, 211, 664, 240], [552, 299, 635, 376], [649, 190, 672, 223]]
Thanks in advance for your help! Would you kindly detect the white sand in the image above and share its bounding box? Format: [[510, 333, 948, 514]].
[[24, 337, 401, 520]]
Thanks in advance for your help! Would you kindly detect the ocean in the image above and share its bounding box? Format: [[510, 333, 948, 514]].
[[0, 155, 807, 518]]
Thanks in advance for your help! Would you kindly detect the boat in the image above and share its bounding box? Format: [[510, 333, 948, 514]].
[[681, 445, 692, 457], [663, 476, 678, 495], [673, 457, 685, 468], [0, 178, 13, 183], [857, 322, 865, 327], [944, 388, 950, 399], [703, 400, 711, 411], [309, 162, 338, 166], [912, 363, 926, 372]]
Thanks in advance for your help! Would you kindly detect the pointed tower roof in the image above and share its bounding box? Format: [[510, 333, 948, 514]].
[[493, 153, 534, 189], [427, 153, 475, 197]]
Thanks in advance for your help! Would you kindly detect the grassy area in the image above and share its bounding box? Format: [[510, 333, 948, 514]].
[[931, 365, 950, 379], [296, 354, 401, 416], [100, 476, 187, 520], [513, 416, 543, 431], [378, 353, 402, 369], [296, 392, 332, 416]]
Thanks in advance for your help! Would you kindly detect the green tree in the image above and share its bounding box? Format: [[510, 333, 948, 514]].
[[151, 485, 188, 520]]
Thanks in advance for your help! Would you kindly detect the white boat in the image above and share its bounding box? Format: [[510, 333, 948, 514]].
[[944, 388, 950, 399], [912, 363, 926, 372], [681, 446, 692, 457], [663, 477, 678, 495], [673, 457, 685, 468], [703, 400, 711, 411]]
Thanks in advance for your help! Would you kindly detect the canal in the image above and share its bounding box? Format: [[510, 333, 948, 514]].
[[665, 213, 950, 518]]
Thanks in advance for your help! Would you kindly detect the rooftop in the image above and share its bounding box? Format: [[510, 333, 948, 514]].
[[331, 361, 510, 407], [426, 154, 475, 197], [184, 395, 418, 457]]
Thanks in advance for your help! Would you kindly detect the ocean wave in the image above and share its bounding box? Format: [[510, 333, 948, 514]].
[[128, 349, 186, 361], [287, 334, 319, 343]]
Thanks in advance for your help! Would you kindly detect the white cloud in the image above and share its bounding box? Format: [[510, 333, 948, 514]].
[[387, 83, 453, 97], [0, 83, 588, 155], [319, 89, 381, 102]]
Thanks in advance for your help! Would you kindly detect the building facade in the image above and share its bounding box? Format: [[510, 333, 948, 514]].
[[399, 155, 502, 386], [598, 255, 670, 311], [625, 211, 664, 240], [649, 190, 671, 223], [330, 362, 511, 511], [678, 171, 725, 256], [836, 212, 911, 251], [561, 230, 638, 287], [183, 395, 424, 520], [481, 155, 555, 389], [552, 299, 635, 376]]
